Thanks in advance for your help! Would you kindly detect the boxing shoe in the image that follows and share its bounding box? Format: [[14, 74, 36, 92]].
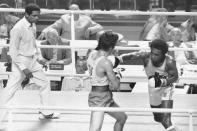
[[38, 111, 60, 119]]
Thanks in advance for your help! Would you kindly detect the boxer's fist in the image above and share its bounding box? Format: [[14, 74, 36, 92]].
[[148, 72, 167, 88], [108, 55, 120, 68]]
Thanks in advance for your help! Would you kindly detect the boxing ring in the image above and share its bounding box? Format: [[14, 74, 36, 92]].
[[0, 9, 197, 131], [0, 91, 197, 131]]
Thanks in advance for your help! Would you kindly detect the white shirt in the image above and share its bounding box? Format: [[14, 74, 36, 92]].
[[9, 17, 38, 70]]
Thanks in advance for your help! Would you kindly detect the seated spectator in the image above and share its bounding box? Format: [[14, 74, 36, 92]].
[[38, 3, 103, 40], [139, 8, 174, 41], [180, 5, 197, 42], [40, 29, 71, 91], [40, 28, 71, 65]]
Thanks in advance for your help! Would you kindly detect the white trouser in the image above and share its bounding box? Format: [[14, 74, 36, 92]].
[[0, 55, 50, 125]]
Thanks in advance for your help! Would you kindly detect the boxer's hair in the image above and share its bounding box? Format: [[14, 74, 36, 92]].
[[96, 31, 118, 51], [149, 39, 169, 54], [25, 3, 40, 15]]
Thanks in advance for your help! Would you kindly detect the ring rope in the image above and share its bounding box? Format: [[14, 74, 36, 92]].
[[0, 8, 197, 16], [0, 42, 197, 51], [0, 72, 197, 84], [1, 105, 197, 114]]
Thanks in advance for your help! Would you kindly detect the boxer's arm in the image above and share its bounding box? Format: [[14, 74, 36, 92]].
[[166, 58, 179, 85], [118, 50, 149, 63]]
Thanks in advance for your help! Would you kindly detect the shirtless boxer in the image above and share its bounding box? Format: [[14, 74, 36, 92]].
[[119, 39, 181, 131]]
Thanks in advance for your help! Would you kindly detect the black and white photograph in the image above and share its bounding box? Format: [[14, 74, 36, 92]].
[[0, 0, 197, 131]]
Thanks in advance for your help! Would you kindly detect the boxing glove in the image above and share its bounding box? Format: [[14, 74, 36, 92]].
[[148, 72, 167, 88], [108, 55, 120, 68]]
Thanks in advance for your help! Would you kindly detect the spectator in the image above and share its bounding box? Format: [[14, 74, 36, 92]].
[[40, 28, 71, 65], [170, 28, 191, 66], [40, 28, 71, 91], [139, 8, 174, 41], [38, 3, 103, 40], [180, 5, 197, 42]]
